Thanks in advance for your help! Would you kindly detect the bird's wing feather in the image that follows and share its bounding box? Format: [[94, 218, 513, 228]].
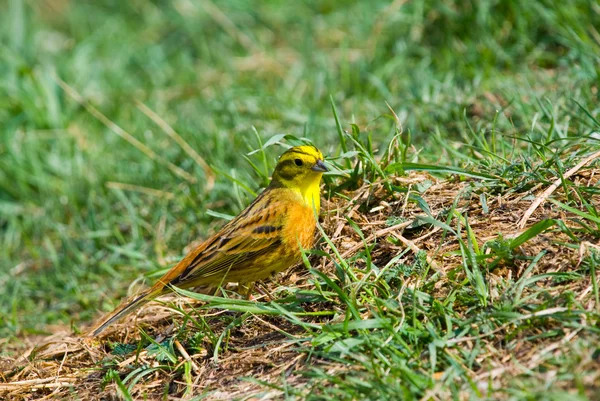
[[173, 238, 282, 285], [155, 193, 290, 289]]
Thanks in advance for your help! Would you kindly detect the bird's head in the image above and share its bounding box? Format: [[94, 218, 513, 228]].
[[271, 145, 328, 210]]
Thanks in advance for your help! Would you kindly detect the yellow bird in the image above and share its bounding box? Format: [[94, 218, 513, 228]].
[[90, 145, 327, 336]]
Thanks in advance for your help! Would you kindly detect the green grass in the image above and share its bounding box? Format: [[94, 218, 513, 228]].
[[1, 0, 600, 399]]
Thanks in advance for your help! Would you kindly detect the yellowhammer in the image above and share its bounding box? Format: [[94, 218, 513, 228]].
[[90, 145, 327, 336]]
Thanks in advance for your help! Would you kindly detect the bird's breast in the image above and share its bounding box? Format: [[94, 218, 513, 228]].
[[281, 201, 317, 253]]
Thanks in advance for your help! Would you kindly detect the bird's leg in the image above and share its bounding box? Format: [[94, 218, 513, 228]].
[[192, 285, 216, 296], [238, 281, 255, 300], [255, 282, 274, 302]]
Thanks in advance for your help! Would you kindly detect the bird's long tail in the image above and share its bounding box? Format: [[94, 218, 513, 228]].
[[88, 288, 161, 337]]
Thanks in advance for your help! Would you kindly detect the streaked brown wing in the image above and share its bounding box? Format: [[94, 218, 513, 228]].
[[170, 239, 282, 287], [167, 194, 288, 286]]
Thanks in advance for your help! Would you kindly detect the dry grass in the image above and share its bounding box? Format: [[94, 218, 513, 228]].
[[2, 170, 600, 400]]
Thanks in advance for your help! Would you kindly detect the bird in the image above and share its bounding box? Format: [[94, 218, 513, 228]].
[[90, 145, 328, 336]]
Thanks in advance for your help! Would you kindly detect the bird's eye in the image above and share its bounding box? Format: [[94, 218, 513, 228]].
[[294, 158, 303, 166]]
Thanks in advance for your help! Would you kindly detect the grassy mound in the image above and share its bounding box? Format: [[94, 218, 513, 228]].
[[3, 154, 600, 399], [1, 0, 599, 399]]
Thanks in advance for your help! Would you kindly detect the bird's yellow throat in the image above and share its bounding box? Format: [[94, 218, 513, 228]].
[[297, 173, 323, 213]]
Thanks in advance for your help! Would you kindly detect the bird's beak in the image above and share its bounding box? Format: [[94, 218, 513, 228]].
[[311, 159, 328, 172]]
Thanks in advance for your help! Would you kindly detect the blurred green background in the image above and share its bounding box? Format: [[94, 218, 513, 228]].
[[1, 0, 598, 338]]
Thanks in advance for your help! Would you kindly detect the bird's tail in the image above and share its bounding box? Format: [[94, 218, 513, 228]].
[[88, 288, 161, 337]]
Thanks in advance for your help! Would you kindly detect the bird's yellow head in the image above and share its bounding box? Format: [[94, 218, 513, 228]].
[[271, 145, 328, 211]]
